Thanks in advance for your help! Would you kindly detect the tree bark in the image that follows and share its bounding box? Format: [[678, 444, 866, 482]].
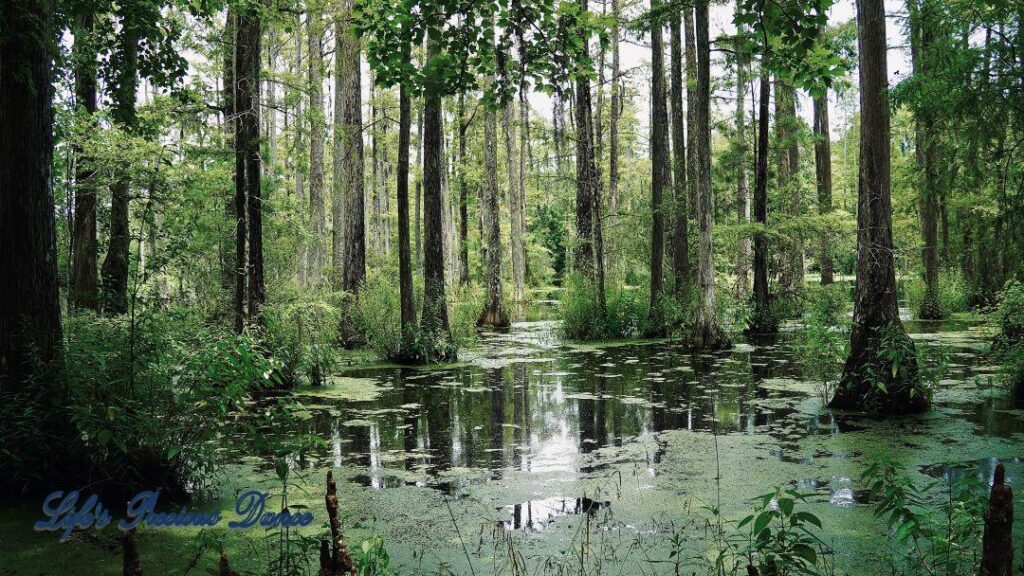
[[101, 15, 139, 315], [670, 6, 690, 297], [516, 43, 530, 317], [690, 0, 729, 350], [479, 97, 510, 328], [607, 0, 621, 271], [331, 18, 345, 290], [909, 0, 943, 319], [294, 17, 307, 286], [0, 0, 64, 390], [339, 0, 365, 296], [831, 0, 927, 415], [813, 82, 834, 285], [457, 94, 470, 286], [307, 10, 326, 285], [748, 69, 775, 334], [573, 2, 596, 281], [222, 10, 237, 299], [237, 9, 264, 326], [734, 22, 750, 297], [397, 68, 417, 355], [683, 5, 698, 225], [649, 1, 669, 330], [506, 94, 526, 321], [774, 78, 802, 292], [71, 6, 99, 311], [420, 37, 453, 355]]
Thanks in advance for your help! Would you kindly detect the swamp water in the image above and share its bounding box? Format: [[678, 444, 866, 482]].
[[2, 316, 1022, 574]]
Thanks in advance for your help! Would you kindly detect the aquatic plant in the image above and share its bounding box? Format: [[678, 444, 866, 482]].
[[862, 457, 988, 576], [800, 285, 848, 405]]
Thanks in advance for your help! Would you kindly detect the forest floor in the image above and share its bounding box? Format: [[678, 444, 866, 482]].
[[2, 311, 1022, 575]]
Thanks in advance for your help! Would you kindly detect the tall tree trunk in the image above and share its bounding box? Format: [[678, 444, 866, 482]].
[[421, 37, 453, 356], [231, 10, 247, 333], [909, 0, 943, 319], [307, 10, 326, 285], [371, 82, 381, 253], [294, 17, 307, 286], [222, 10, 236, 298], [339, 0, 365, 296], [237, 9, 264, 326], [683, 5, 698, 226], [265, 27, 277, 183], [71, 6, 99, 311], [331, 18, 345, 290], [831, 0, 927, 415], [573, 2, 596, 281], [1, 0, 64, 390], [784, 83, 803, 290], [101, 18, 139, 315], [813, 80, 834, 285], [670, 6, 689, 296], [734, 23, 750, 297], [748, 69, 775, 334], [397, 59, 417, 356], [607, 0, 621, 272], [479, 96, 510, 328], [517, 34, 530, 313], [648, 2, 669, 330], [774, 78, 801, 292], [457, 94, 470, 286], [415, 104, 423, 271], [505, 93, 526, 321], [690, 0, 729, 350]]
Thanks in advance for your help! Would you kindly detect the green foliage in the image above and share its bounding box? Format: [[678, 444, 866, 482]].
[[737, 489, 831, 576], [862, 456, 988, 576], [0, 309, 275, 496], [355, 534, 396, 576], [800, 285, 848, 404], [353, 265, 476, 362], [864, 323, 946, 411], [352, 268, 405, 360], [559, 274, 688, 340], [995, 280, 1024, 347], [993, 281, 1024, 405], [744, 299, 780, 335], [263, 290, 343, 386], [903, 270, 971, 319]]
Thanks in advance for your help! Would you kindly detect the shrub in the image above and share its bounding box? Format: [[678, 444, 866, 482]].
[[800, 284, 849, 404], [903, 270, 971, 318], [263, 289, 342, 386], [352, 267, 404, 359], [0, 309, 275, 497], [995, 280, 1024, 346], [353, 265, 474, 363], [560, 274, 651, 340], [862, 456, 987, 576], [994, 281, 1024, 405]]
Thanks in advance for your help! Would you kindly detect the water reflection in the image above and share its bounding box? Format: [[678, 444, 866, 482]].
[[246, 318, 1017, 507]]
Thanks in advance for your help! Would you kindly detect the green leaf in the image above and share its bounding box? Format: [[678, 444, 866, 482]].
[[792, 543, 817, 565], [753, 510, 773, 536], [792, 511, 822, 529]]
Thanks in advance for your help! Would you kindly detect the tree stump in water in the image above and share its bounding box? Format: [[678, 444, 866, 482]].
[[326, 470, 358, 575], [982, 462, 1014, 576], [218, 552, 240, 576], [121, 528, 143, 576]]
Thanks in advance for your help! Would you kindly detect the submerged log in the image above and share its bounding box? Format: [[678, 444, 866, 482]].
[[326, 470, 358, 575], [981, 462, 1014, 576], [121, 528, 142, 576], [318, 539, 332, 576], [218, 552, 240, 576]]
